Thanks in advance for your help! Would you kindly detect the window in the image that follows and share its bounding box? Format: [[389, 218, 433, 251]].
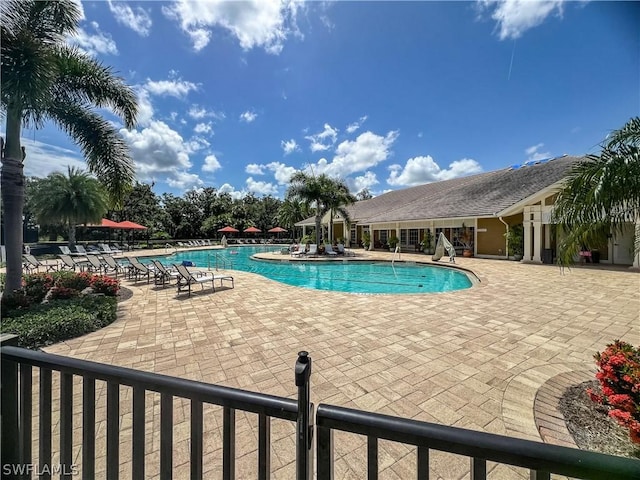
[[409, 229, 419, 245], [379, 230, 388, 243], [400, 229, 408, 245]]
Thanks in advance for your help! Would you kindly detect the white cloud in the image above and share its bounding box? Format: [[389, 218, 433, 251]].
[[351, 171, 379, 193], [21, 139, 86, 178], [281, 139, 299, 155], [245, 164, 265, 175], [202, 154, 222, 172], [525, 143, 551, 162], [107, 0, 152, 36], [387, 156, 483, 186], [119, 120, 194, 186], [478, 0, 565, 40], [240, 110, 258, 123], [144, 78, 198, 98], [346, 115, 368, 134], [305, 123, 339, 152], [188, 105, 225, 120], [68, 22, 118, 56], [163, 0, 304, 53], [265, 162, 297, 184], [167, 171, 204, 190], [246, 177, 279, 196], [135, 88, 154, 126], [312, 130, 399, 178], [218, 183, 245, 200], [194, 122, 213, 134]]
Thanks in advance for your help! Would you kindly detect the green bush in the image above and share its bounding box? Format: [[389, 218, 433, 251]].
[[1, 296, 117, 349]]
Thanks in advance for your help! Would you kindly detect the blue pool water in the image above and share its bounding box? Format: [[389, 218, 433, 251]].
[[142, 247, 473, 294]]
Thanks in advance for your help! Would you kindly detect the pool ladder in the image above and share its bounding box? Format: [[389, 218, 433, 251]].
[[208, 253, 233, 271]]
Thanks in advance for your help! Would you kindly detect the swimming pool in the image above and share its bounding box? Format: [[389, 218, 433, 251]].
[[143, 246, 474, 294]]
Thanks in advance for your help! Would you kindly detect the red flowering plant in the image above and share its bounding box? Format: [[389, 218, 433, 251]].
[[89, 275, 120, 296], [587, 340, 640, 443]]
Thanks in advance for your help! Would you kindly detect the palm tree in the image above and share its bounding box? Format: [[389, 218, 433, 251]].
[[30, 167, 109, 247], [275, 199, 309, 239], [286, 172, 355, 245], [1, 0, 138, 292], [324, 178, 356, 242], [553, 117, 640, 265]]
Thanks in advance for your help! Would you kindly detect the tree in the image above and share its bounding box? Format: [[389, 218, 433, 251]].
[[1, 0, 138, 292], [118, 183, 166, 234], [276, 199, 309, 239], [286, 172, 354, 245], [324, 178, 356, 242], [30, 167, 108, 247], [553, 117, 640, 265], [356, 188, 373, 201]]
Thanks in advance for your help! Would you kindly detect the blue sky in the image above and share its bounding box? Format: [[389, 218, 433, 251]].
[[19, 0, 640, 199]]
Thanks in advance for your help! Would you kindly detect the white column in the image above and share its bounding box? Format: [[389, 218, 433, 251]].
[[634, 220, 640, 269], [523, 219, 532, 261]]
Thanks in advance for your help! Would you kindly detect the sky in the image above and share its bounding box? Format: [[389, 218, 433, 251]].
[[15, 0, 640, 199]]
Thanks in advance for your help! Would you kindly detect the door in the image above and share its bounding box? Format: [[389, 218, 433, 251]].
[[613, 224, 635, 265]]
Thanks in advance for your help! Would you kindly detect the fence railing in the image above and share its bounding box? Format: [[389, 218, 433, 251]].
[[2, 337, 640, 480]]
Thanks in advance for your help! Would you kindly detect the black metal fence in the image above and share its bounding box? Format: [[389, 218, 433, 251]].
[[2, 336, 639, 480]]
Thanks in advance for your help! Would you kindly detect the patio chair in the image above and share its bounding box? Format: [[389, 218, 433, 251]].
[[75, 244, 99, 256], [151, 260, 180, 286], [174, 264, 234, 297], [98, 243, 123, 255], [58, 254, 90, 271], [102, 255, 128, 278], [127, 257, 155, 283], [337, 244, 354, 256], [324, 244, 338, 256], [85, 255, 108, 274], [23, 254, 59, 273], [59, 245, 85, 257]]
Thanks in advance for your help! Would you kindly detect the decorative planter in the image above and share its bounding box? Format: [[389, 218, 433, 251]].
[[463, 249, 473, 257]]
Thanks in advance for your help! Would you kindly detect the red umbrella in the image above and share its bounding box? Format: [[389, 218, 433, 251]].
[[81, 218, 121, 228], [218, 226, 239, 233], [117, 221, 147, 230], [268, 226, 287, 233], [244, 226, 262, 233]]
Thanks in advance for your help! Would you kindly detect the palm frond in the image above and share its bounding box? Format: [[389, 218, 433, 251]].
[[605, 117, 640, 148], [52, 45, 138, 128], [48, 102, 135, 206]]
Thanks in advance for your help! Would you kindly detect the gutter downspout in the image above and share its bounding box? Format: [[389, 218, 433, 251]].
[[499, 216, 509, 259]]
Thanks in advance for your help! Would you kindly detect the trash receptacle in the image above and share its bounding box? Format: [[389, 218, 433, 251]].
[[542, 248, 553, 264], [591, 250, 600, 263]]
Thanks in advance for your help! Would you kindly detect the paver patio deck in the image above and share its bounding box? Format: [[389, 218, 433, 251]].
[[39, 249, 639, 479]]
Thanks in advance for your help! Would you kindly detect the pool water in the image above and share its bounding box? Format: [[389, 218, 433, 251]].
[[143, 246, 473, 294]]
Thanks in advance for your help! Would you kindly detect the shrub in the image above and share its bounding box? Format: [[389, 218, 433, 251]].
[[587, 340, 640, 443], [0, 296, 118, 349], [23, 273, 56, 303], [55, 271, 92, 291], [90, 275, 120, 296]]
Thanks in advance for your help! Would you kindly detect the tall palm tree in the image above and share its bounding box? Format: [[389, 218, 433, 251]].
[[30, 167, 109, 247], [1, 0, 138, 292], [323, 177, 356, 242], [553, 117, 640, 265], [286, 171, 355, 245]]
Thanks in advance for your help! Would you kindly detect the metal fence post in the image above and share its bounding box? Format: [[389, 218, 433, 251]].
[[295, 351, 313, 480], [1, 334, 20, 480]]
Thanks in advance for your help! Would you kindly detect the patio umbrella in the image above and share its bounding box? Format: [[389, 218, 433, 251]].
[[268, 227, 287, 233], [244, 226, 262, 233], [218, 226, 239, 233], [116, 221, 148, 248]]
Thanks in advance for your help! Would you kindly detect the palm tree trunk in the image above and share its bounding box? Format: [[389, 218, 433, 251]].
[[68, 223, 76, 248], [2, 105, 26, 293], [315, 214, 322, 245]]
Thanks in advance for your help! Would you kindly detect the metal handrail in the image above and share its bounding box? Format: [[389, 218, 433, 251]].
[[207, 253, 234, 271], [2, 346, 296, 420], [316, 403, 640, 480]]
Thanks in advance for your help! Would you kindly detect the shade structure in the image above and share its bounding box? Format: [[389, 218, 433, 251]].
[[81, 218, 121, 228], [116, 220, 147, 230], [218, 226, 239, 233], [268, 226, 287, 233], [244, 226, 262, 233]]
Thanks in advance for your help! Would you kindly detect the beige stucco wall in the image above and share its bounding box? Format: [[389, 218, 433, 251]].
[[477, 218, 508, 255]]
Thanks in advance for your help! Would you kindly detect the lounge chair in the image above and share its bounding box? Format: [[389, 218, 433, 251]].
[[337, 244, 354, 256], [324, 244, 338, 256], [23, 254, 59, 273], [85, 255, 108, 274], [58, 254, 90, 271], [59, 245, 85, 257], [98, 243, 123, 255], [102, 255, 128, 278], [151, 260, 180, 286], [127, 257, 154, 283], [174, 264, 234, 297], [75, 245, 99, 256]]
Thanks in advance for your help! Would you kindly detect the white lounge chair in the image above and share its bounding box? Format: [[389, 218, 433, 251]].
[[99, 243, 123, 255], [58, 254, 90, 271], [324, 244, 338, 256], [59, 245, 85, 257], [337, 244, 354, 256], [75, 245, 99, 255], [174, 264, 234, 297], [151, 260, 180, 286], [102, 255, 128, 278], [23, 254, 59, 273], [127, 257, 154, 283]]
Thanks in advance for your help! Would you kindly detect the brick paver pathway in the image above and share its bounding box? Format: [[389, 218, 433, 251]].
[[40, 250, 639, 479]]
